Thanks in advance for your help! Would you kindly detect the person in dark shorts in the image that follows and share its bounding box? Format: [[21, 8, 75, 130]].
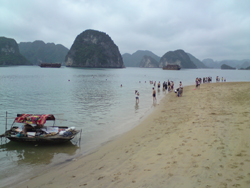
[[152, 87, 156, 104], [135, 90, 139, 104]]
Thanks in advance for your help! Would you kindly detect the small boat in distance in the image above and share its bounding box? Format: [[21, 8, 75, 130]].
[[162, 64, 181, 70], [0, 114, 80, 143], [40, 63, 61, 68]]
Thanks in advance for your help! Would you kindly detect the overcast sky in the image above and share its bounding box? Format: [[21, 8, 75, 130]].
[[1, 0, 249, 61]]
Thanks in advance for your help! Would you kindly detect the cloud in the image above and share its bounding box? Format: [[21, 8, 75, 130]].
[[0, 0, 249, 61]]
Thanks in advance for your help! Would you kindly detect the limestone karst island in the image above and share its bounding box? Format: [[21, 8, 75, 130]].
[[65, 29, 124, 68]]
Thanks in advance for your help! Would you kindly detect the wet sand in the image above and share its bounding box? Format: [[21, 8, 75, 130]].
[[16, 82, 250, 188]]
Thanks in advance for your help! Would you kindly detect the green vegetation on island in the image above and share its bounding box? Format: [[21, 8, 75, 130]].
[[221, 64, 236, 70], [0, 37, 31, 66], [19, 41, 69, 65]]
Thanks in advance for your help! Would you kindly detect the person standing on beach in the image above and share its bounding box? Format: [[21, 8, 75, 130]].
[[171, 81, 174, 91], [168, 80, 171, 91], [179, 81, 183, 96], [195, 78, 199, 88], [152, 87, 156, 104]]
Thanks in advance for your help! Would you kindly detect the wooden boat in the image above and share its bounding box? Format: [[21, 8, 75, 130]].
[[0, 114, 80, 143], [162, 64, 181, 70], [40, 63, 61, 68]]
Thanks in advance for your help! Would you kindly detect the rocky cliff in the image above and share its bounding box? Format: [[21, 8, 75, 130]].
[[19, 41, 69, 65], [0, 37, 31, 66], [159, 49, 197, 69], [65, 29, 124, 68], [139, 55, 159, 68], [187, 53, 207, 68]]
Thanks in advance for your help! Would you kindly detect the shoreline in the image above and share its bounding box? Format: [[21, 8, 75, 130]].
[[15, 82, 250, 188]]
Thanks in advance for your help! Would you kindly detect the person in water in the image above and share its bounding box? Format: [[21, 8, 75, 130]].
[[135, 90, 139, 103], [152, 87, 156, 104]]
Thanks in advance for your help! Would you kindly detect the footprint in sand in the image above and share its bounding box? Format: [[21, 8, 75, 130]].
[[192, 154, 201, 157], [168, 173, 173, 177], [232, 184, 241, 187], [217, 147, 224, 150], [98, 176, 104, 180], [79, 183, 87, 186], [219, 182, 227, 188], [228, 164, 238, 169], [235, 175, 245, 180]]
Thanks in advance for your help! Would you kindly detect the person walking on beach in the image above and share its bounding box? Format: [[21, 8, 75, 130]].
[[135, 90, 139, 104], [152, 87, 156, 104]]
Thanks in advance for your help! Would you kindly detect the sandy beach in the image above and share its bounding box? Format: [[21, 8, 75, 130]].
[[15, 82, 250, 188]]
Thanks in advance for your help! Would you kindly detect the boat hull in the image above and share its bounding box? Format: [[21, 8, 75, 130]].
[[5, 131, 79, 143], [162, 64, 181, 70], [40, 63, 61, 68]]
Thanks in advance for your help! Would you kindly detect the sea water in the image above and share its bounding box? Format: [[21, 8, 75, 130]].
[[0, 66, 250, 187]]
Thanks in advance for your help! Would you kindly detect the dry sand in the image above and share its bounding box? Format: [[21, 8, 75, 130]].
[[16, 82, 250, 188]]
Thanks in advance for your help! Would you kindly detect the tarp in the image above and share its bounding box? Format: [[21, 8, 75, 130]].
[[15, 114, 55, 125]]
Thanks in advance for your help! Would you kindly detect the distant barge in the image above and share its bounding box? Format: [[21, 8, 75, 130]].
[[162, 64, 181, 70], [40, 63, 61, 68]]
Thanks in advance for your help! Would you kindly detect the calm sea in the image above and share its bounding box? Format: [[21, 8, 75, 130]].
[[0, 66, 250, 187]]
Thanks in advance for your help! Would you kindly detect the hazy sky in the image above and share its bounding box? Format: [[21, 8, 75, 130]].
[[1, 0, 249, 61]]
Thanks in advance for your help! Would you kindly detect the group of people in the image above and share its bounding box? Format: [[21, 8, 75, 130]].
[[203, 77, 212, 83], [195, 76, 225, 88], [162, 80, 175, 92], [216, 76, 226, 82], [136, 80, 184, 105]]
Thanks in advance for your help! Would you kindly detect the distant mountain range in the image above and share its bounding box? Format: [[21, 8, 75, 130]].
[[1, 35, 249, 69], [19, 40, 69, 65], [122, 50, 161, 67], [122, 50, 250, 69], [202, 58, 250, 69], [122, 50, 206, 68]]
